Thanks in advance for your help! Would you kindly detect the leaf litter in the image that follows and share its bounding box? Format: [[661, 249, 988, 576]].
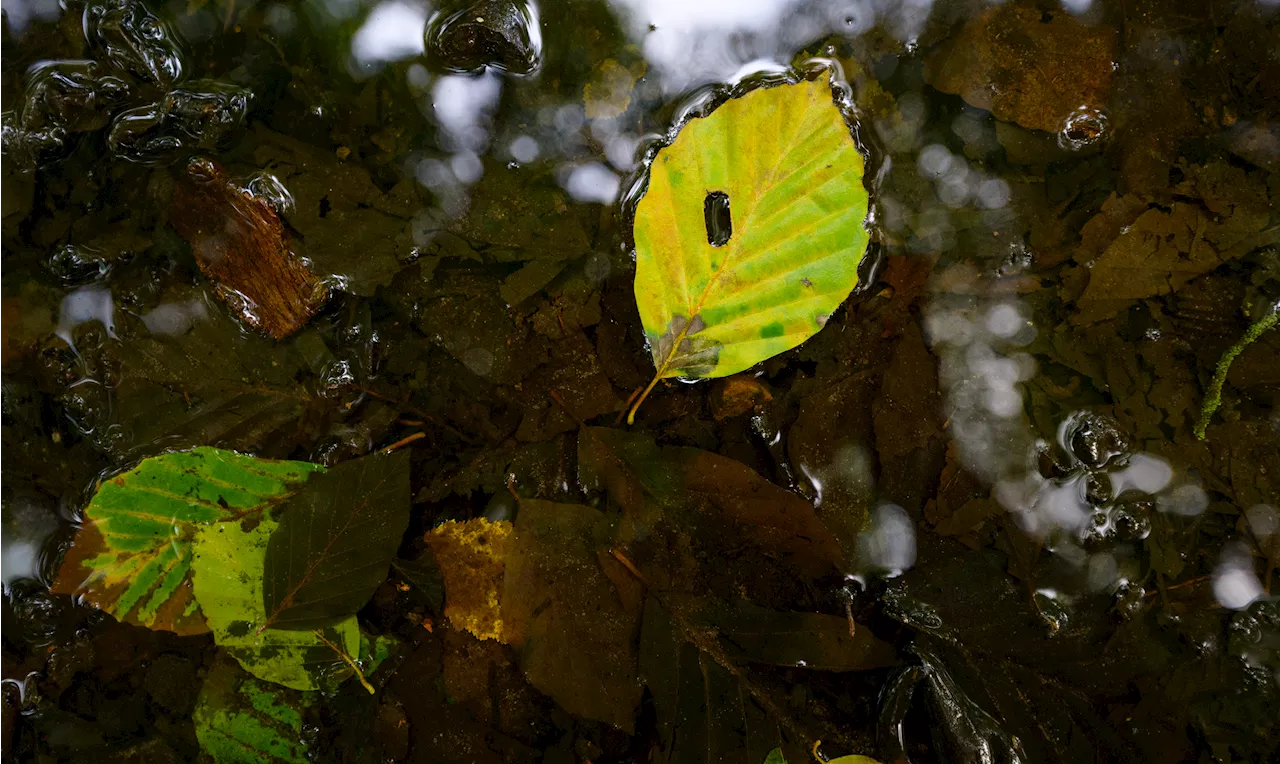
[[9, 1, 1280, 761]]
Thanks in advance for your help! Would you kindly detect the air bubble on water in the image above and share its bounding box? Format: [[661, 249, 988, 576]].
[[244, 172, 295, 215], [1058, 106, 1109, 150]]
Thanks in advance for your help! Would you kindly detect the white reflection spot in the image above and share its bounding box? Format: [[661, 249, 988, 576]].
[[1158, 484, 1208, 517], [562, 162, 620, 204], [858, 504, 917, 576], [1212, 543, 1263, 610], [56, 287, 116, 352], [351, 0, 427, 66], [1109, 453, 1173, 496], [509, 135, 540, 163], [141, 300, 209, 336]]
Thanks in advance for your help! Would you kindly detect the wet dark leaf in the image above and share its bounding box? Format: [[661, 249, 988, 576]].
[[262, 450, 411, 631], [1073, 162, 1278, 323], [501, 499, 643, 731], [251, 126, 419, 295], [687, 599, 896, 672], [640, 597, 795, 764], [102, 299, 322, 457], [578, 425, 844, 593], [391, 552, 445, 616]]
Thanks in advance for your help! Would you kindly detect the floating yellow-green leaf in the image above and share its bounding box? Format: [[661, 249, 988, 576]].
[[52, 447, 322, 635], [628, 71, 870, 422]]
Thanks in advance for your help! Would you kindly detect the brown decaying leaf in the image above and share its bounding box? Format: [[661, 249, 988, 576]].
[[170, 157, 326, 338], [423, 518, 512, 641], [1072, 162, 1278, 323], [924, 4, 1117, 133]]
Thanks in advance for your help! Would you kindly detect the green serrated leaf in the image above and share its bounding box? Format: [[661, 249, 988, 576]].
[[194, 654, 312, 764], [192, 512, 361, 691], [629, 71, 869, 421], [52, 447, 322, 635], [261, 450, 411, 631]]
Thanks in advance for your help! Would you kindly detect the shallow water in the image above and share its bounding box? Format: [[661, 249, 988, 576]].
[[2, 0, 1279, 761]]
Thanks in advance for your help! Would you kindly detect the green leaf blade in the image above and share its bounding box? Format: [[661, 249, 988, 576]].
[[194, 655, 312, 764], [632, 72, 870, 385], [53, 447, 322, 635], [261, 450, 411, 631]]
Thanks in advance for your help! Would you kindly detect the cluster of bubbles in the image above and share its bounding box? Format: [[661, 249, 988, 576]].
[[3, 0, 253, 167], [929, 294, 1268, 613]]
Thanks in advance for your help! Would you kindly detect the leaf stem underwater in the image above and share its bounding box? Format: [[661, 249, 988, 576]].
[[313, 629, 375, 694], [627, 326, 691, 424]]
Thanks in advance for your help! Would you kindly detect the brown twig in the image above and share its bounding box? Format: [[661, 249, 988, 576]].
[[381, 431, 425, 453]]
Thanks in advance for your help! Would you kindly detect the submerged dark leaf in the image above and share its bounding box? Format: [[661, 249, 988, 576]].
[[501, 499, 642, 731], [578, 425, 844, 595], [391, 552, 445, 616], [262, 450, 411, 631], [688, 599, 896, 672]]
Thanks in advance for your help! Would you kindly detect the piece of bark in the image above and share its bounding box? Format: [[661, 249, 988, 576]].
[[170, 157, 326, 338]]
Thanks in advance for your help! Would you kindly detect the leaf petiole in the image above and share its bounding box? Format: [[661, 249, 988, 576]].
[[313, 629, 375, 694]]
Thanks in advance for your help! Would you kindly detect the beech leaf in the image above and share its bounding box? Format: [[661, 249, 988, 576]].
[[628, 71, 870, 421], [52, 447, 322, 635], [193, 655, 312, 764], [261, 450, 411, 631], [192, 513, 364, 691]]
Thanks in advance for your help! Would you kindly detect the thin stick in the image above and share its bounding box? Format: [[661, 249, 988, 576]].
[[381, 431, 425, 453]]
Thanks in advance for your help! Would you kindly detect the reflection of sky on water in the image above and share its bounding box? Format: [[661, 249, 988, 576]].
[[2, 496, 60, 588]]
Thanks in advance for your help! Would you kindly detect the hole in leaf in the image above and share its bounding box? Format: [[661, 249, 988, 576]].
[[704, 191, 732, 247]]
